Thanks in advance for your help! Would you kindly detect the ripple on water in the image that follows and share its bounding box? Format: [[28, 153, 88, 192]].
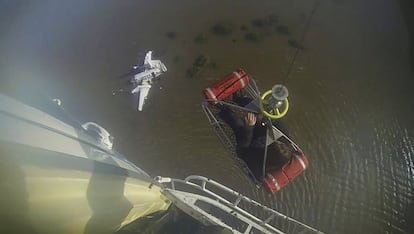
[[279, 87, 414, 233]]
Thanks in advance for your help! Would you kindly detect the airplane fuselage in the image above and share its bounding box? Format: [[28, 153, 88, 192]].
[[130, 51, 167, 111]]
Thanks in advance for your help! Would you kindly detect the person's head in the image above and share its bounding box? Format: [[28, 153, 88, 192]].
[[265, 141, 292, 172]]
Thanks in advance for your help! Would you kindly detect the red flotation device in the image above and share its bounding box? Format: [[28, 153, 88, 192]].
[[203, 69, 250, 103], [263, 152, 309, 194]]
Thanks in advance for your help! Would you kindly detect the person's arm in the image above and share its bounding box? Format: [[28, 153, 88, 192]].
[[238, 113, 256, 148]]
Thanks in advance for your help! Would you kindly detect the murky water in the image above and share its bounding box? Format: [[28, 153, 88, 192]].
[[1, 0, 413, 233]]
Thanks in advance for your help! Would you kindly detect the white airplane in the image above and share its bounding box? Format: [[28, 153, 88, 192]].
[[130, 51, 167, 111]]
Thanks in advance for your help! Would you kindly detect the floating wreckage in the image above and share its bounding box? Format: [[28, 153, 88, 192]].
[[130, 51, 167, 111]]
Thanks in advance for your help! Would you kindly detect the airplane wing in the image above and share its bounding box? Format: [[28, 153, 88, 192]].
[[132, 70, 153, 84], [136, 84, 152, 111]]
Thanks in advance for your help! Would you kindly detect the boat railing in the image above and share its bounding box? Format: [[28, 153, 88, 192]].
[[155, 175, 323, 234]]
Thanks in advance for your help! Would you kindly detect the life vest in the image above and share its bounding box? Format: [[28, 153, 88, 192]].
[[263, 152, 309, 194], [203, 69, 250, 103]]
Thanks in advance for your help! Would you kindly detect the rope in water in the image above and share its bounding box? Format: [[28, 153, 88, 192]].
[[284, 0, 320, 83]]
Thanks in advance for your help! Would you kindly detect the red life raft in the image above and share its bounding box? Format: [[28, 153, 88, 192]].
[[263, 152, 309, 194], [203, 69, 250, 103]]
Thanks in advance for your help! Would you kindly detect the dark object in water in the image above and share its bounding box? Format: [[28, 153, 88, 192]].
[[165, 31, 177, 39], [240, 25, 248, 31], [212, 22, 235, 36], [194, 33, 208, 44], [251, 18, 265, 27], [245, 32, 262, 42], [288, 39, 305, 50], [186, 66, 201, 78], [276, 25, 289, 35], [266, 14, 279, 25], [232, 39, 237, 43], [194, 55, 209, 67], [252, 14, 278, 28], [208, 61, 219, 70], [186, 55, 211, 79]]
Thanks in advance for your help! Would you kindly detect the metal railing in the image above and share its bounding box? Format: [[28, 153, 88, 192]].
[[155, 175, 324, 234]]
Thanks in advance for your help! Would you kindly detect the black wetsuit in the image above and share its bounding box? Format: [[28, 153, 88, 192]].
[[219, 107, 267, 179], [218, 96, 291, 180]]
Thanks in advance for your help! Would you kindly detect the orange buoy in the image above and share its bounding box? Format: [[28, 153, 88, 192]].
[[264, 152, 309, 194], [203, 69, 250, 103]]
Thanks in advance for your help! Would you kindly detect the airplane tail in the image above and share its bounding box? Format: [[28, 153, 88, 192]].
[[144, 51, 153, 65]]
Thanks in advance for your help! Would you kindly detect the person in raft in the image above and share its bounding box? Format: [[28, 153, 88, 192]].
[[218, 96, 292, 179]]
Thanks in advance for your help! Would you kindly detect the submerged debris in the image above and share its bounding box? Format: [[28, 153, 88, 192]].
[[194, 33, 208, 44], [251, 18, 266, 27], [186, 66, 200, 78], [252, 14, 278, 28], [186, 55, 219, 79], [194, 55, 209, 67], [186, 55, 210, 79], [266, 14, 279, 25], [212, 22, 235, 36], [288, 39, 305, 50], [208, 61, 219, 70], [240, 25, 248, 31], [244, 14, 280, 41], [165, 31, 177, 39], [276, 25, 289, 35], [245, 32, 262, 42]]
